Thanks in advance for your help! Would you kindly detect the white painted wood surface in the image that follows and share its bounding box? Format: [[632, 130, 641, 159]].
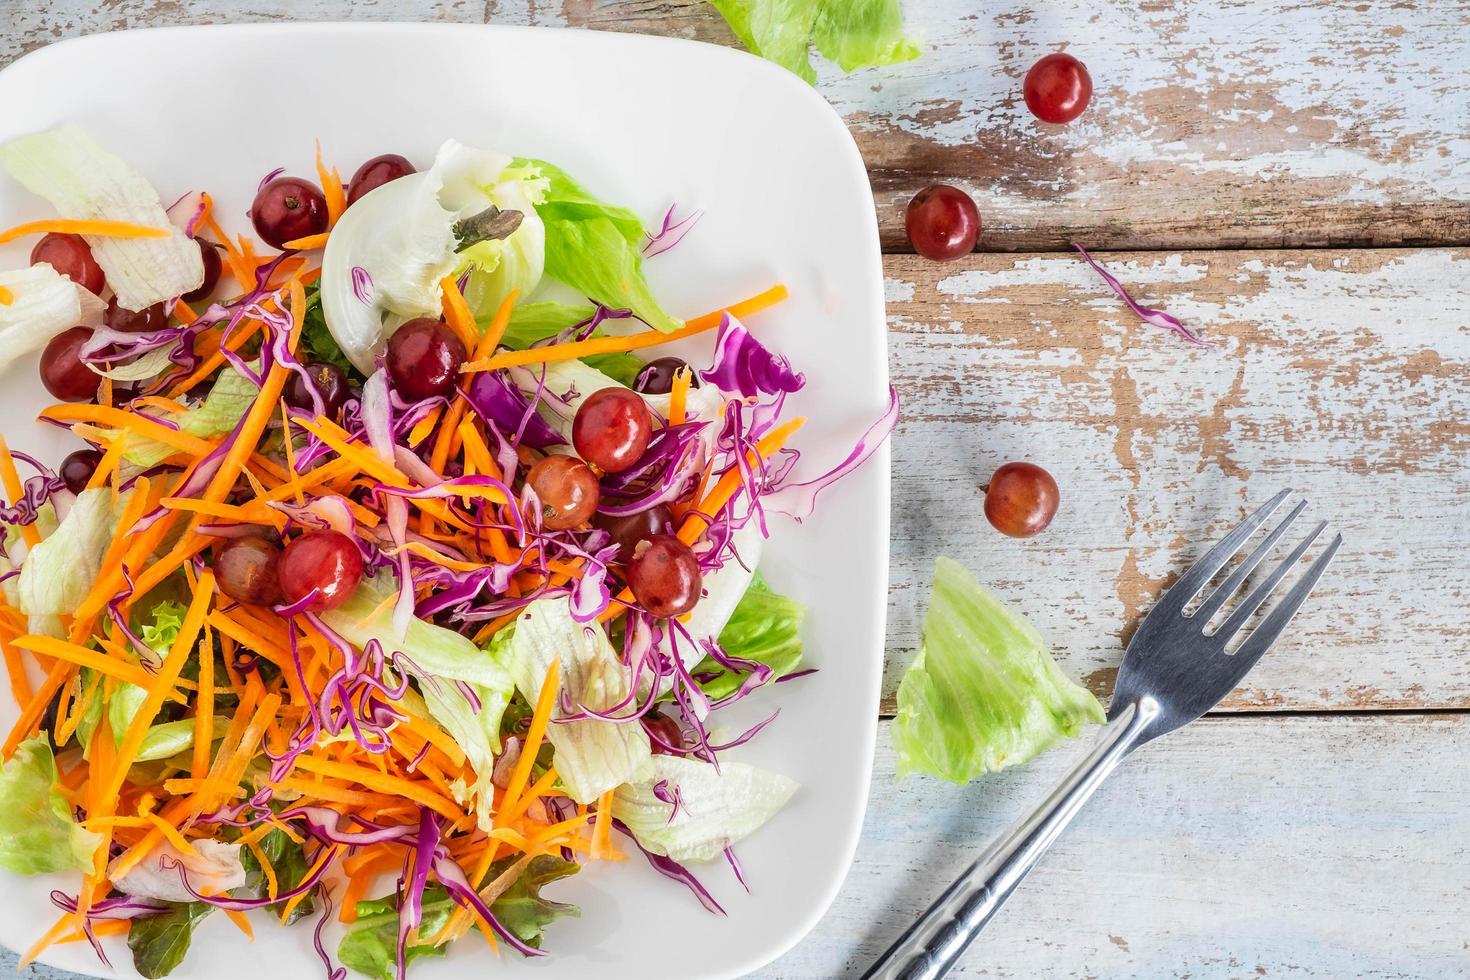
[[4, 2, 1469, 979], [8, 0, 1469, 250]]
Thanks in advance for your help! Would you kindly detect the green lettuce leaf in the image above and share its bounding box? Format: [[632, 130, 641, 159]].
[[893, 558, 1104, 783], [339, 859, 579, 979], [127, 902, 212, 979], [0, 736, 103, 875], [697, 573, 805, 700], [707, 0, 919, 82], [496, 301, 643, 384], [17, 487, 124, 617], [179, 365, 259, 437], [500, 597, 653, 803], [614, 755, 797, 862], [238, 826, 316, 923], [516, 159, 680, 334]]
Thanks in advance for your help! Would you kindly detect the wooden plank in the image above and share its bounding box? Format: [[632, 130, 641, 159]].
[[8, 0, 1468, 250], [4, 716, 1462, 979], [763, 714, 1470, 978], [880, 247, 1470, 713]]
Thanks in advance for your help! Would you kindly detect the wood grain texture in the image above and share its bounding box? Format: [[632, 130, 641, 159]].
[[7, 0, 1469, 251], [880, 246, 1470, 713], [6, 715, 1466, 979]]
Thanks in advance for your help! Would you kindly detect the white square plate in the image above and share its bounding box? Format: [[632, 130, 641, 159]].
[[0, 23, 890, 980]]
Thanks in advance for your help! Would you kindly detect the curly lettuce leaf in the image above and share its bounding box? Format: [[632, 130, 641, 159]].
[[127, 902, 212, 979], [516, 159, 679, 334], [707, 0, 919, 82], [487, 855, 580, 947], [894, 558, 1104, 782], [500, 597, 653, 803], [614, 755, 797, 863], [0, 736, 103, 875], [697, 572, 806, 700]]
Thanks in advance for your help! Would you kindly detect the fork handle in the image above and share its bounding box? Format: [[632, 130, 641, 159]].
[[860, 698, 1157, 980]]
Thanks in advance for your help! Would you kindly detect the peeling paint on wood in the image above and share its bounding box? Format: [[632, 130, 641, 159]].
[[880, 247, 1470, 713], [7, 0, 1469, 250]]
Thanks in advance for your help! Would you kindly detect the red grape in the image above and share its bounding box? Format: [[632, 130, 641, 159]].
[[633, 357, 697, 396], [594, 505, 673, 564], [525, 455, 600, 531], [285, 361, 351, 419], [572, 387, 652, 474], [347, 154, 416, 205], [183, 238, 222, 302], [40, 327, 100, 402], [30, 234, 105, 295], [983, 462, 1060, 538], [58, 449, 102, 494], [643, 709, 686, 754], [386, 318, 466, 400], [278, 530, 363, 611], [628, 534, 702, 618], [905, 185, 980, 261], [1023, 53, 1092, 124], [216, 536, 284, 606], [106, 297, 169, 334], [251, 176, 329, 249]]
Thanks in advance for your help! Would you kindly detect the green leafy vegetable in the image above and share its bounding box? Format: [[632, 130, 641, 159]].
[[299, 285, 359, 377], [707, 0, 919, 83], [179, 365, 259, 438], [893, 558, 1104, 783], [0, 736, 103, 875], [238, 826, 316, 922], [496, 301, 644, 384], [486, 855, 580, 947], [17, 487, 124, 617], [140, 600, 186, 656], [339, 859, 580, 979], [614, 755, 796, 862], [516, 159, 680, 334], [698, 573, 805, 700], [127, 902, 212, 979]]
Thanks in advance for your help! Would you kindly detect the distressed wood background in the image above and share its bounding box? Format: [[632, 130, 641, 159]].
[[4, 1, 1469, 978]]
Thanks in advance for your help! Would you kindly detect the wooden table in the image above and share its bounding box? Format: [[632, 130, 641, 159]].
[[8, 2, 1469, 977]]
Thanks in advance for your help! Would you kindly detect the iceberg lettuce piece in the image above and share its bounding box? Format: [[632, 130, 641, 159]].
[[0, 263, 105, 374], [614, 754, 797, 862], [707, 0, 919, 82], [0, 737, 103, 875], [501, 597, 653, 803], [893, 558, 1104, 782], [0, 125, 203, 310], [17, 487, 124, 616]]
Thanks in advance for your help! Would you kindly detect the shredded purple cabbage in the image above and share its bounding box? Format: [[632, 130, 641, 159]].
[[1073, 243, 1211, 347]]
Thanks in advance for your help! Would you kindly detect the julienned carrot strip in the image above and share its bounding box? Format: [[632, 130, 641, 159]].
[[316, 143, 346, 226], [0, 218, 171, 245], [85, 438, 126, 491], [222, 908, 255, 939], [280, 845, 343, 924], [19, 911, 79, 968], [0, 285, 13, 305], [440, 276, 479, 353], [55, 669, 101, 747], [406, 405, 443, 448], [191, 627, 215, 780], [56, 920, 130, 944], [96, 572, 215, 808], [1, 634, 33, 708], [200, 195, 252, 291], [11, 636, 190, 699], [39, 404, 215, 456], [470, 291, 519, 367], [282, 232, 330, 250], [169, 318, 263, 396], [591, 790, 620, 860], [160, 497, 287, 529], [145, 812, 202, 860], [173, 298, 197, 323], [290, 755, 465, 822], [506, 767, 558, 823], [668, 367, 690, 427], [264, 777, 400, 810], [680, 416, 807, 544], [462, 284, 788, 373], [0, 433, 40, 548]]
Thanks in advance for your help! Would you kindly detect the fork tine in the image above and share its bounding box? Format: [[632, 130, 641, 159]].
[[1162, 488, 1294, 610], [1212, 532, 1343, 690], [1212, 520, 1327, 643], [1193, 499, 1308, 625]]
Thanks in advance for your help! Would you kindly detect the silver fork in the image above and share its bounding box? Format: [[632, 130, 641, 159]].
[[861, 489, 1343, 980]]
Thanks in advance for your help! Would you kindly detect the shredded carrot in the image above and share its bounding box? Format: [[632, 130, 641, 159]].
[[0, 218, 171, 245], [173, 298, 198, 323], [669, 367, 690, 427], [316, 142, 347, 226], [145, 812, 203, 860], [592, 790, 620, 860], [0, 433, 41, 548], [406, 405, 443, 448], [281, 844, 343, 923], [1, 633, 34, 708], [191, 629, 215, 779], [290, 755, 465, 822], [470, 290, 519, 367], [244, 837, 280, 900], [19, 910, 80, 967], [57, 919, 130, 944], [440, 276, 480, 352], [680, 416, 807, 543], [40, 404, 216, 456], [169, 317, 263, 396], [282, 231, 330, 250], [463, 284, 788, 373], [0, 285, 12, 305], [11, 635, 191, 699], [223, 908, 255, 939]]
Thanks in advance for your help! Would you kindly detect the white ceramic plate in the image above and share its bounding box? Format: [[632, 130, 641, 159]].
[[0, 23, 890, 980]]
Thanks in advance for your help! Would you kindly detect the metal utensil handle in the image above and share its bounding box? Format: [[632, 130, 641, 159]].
[[861, 699, 1157, 980]]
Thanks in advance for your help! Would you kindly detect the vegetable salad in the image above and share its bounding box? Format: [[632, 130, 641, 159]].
[[0, 128, 896, 978]]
